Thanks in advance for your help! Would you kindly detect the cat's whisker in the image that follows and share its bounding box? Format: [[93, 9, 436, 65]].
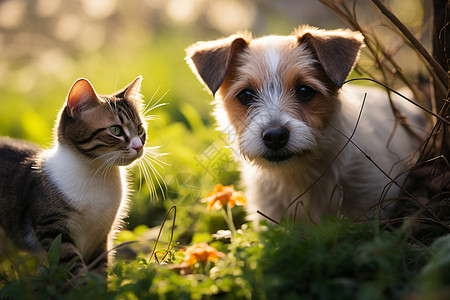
[[143, 89, 168, 116], [98, 155, 114, 179], [142, 158, 166, 201], [145, 115, 159, 122], [87, 152, 120, 189], [139, 156, 167, 200], [135, 158, 155, 198], [142, 147, 168, 169], [142, 86, 161, 112], [144, 86, 169, 110], [137, 159, 158, 200], [137, 161, 147, 195], [145, 151, 168, 195], [141, 89, 168, 125], [148, 162, 167, 200], [82, 156, 113, 196], [144, 101, 168, 115], [142, 155, 168, 176], [88, 151, 116, 166], [133, 147, 167, 201], [143, 147, 169, 168], [89, 152, 116, 174], [74, 158, 108, 203]]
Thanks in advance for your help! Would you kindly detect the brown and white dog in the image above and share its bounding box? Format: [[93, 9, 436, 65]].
[[186, 26, 427, 223]]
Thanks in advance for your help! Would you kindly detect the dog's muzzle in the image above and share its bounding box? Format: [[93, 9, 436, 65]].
[[263, 126, 289, 150], [262, 126, 293, 162]]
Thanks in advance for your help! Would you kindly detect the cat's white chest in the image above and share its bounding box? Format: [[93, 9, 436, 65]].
[[43, 145, 127, 258]]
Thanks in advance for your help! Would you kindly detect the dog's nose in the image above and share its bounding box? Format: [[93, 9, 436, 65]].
[[263, 126, 289, 150]]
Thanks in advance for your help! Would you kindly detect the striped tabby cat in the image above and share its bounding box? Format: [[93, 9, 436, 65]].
[[0, 76, 149, 277]]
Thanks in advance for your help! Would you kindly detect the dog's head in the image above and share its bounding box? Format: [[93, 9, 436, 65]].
[[186, 26, 363, 167]]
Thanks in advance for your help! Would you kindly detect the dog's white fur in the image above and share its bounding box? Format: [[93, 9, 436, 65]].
[[186, 26, 427, 223]]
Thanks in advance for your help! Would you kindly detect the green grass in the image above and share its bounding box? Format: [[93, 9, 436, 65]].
[[1, 216, 449, 299]]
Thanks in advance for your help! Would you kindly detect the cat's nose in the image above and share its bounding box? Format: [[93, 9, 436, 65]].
[[133, 145, 143, 153], [130, 136, 143, 153]]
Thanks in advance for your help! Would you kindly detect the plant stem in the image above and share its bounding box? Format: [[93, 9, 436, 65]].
[[221, 204, 237, 237]]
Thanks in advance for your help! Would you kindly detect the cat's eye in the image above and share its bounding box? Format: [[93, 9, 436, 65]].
[[236, 89, 257, 106], [294, 85, 317, 102], [137, 124, 144, 135], [109, 125, 124, 136]]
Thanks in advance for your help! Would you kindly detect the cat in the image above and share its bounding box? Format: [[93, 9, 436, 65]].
[[0, 76, 151, 277]]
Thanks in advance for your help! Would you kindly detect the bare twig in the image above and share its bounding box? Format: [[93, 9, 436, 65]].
[[283, 93, 368, 215], [256, 210, 280, 225], [148, 205, 177, 264], [344, 78, 450, 125], [370, 0, 449, 86]]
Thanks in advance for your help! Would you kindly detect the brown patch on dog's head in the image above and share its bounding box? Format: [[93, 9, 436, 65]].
[[185, 26, 364, 160], [295, 26, 364, 88], [215, 33, 344, 132], [185, 33, 251, 95]]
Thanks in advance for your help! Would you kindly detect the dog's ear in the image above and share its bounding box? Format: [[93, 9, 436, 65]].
[[297, 28, 364, 88], [186, 35, 250, 95]]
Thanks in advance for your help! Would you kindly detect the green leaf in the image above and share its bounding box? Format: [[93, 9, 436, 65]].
[[47, 234, 62, 268]]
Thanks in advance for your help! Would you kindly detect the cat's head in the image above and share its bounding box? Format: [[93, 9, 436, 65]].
[[57, 76, 147, 166]]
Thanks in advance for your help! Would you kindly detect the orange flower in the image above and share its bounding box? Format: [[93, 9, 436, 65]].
[[201, 184, 247, 211], [179, 242, 225, 267]]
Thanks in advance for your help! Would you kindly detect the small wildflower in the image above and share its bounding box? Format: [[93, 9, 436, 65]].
[[179, 242, 225, 268], [201, 184, 247, 211], [211, 230, 232, 240]]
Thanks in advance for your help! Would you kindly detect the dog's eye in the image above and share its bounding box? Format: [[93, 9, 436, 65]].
[[295, 85, 317, 102], [236, 89, 257, 106]]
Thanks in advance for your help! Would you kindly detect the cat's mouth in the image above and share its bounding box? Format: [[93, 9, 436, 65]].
[[110, 149, 143, 166], [134, 147, 144, 159]]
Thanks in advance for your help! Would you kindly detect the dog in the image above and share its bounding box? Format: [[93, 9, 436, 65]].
[[185, 26, 427, 223]]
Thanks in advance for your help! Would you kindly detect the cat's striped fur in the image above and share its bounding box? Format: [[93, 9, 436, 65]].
[[0, 76, 147, 277]]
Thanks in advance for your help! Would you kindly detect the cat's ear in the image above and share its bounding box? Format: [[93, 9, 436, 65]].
[[113, 76, 143, 102], [67, 78, 100, 118], [124, 76, 143, 101]]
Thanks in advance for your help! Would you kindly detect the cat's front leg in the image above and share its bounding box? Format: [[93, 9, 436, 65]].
[[85, 238, 108, 275], [34, 225, 86, 278]]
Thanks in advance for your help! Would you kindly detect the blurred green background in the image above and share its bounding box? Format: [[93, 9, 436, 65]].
[[0, 0, 426, 233]]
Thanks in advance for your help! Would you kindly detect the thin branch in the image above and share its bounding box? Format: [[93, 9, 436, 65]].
[[316, 0, 355, 27], [344, 78, 450, 125], [256, 210, 280, 225], [283, 93, 368, 214], [370, 0, 449, 86]]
